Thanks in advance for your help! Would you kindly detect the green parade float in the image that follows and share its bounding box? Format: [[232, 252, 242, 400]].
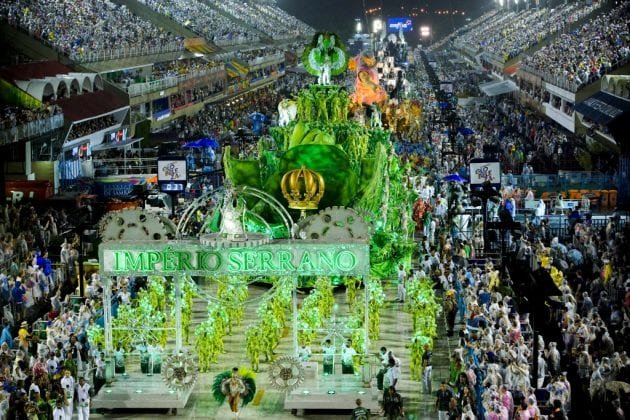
[[224, 31, 417, 280]]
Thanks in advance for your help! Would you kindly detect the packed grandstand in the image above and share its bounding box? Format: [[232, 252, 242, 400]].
[[0, 0, 629, 419]]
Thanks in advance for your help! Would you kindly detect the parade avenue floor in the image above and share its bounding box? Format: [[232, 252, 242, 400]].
[[89, 281, 456, 419]]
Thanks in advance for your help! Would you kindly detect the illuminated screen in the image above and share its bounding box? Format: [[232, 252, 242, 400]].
[[158, 160, 187, 182], [469, 161, 501, 188], [387, 17, 413, 33], [110, 128, 128, 143]]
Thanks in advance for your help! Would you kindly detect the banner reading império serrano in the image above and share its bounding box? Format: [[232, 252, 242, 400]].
[[99, 242, 370, 277]]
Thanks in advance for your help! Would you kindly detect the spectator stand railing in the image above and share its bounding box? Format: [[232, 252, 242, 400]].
[[0, 114, 65, 146], [127, 65, 225, 97], [501, 172, 618, 193], [519, 63, 580, 93], [514, 213, 627, 240], [248, 53, 285, 68], [520, 56, 630, 94], [92, 157, 158, 177], [214, 36, 261, 47], [69, 40, 185, 64]]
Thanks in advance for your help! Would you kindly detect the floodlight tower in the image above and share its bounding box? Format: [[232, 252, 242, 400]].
[[372, 18, 383, 53], [420, 25, 432, 46], [356, 18, 363, 34]]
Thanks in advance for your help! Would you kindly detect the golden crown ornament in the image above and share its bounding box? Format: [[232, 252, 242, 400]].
[[281, 166, 325, 219]]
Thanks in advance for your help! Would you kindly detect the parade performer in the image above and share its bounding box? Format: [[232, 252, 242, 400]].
[[444, 290, 457, 337], [114, 341, 125, 375], [302, 32, 348, 84], [397, 264, 407, 303], [222, 368, 246, 418], [60, 369, 75, 419], [376, 346, 388, 390], [298, 342, 312, 362], [341, 339, 357, 374], [322, 339, 335, 375], [76, 377, 91, 420], [213, 367, 256, 420]]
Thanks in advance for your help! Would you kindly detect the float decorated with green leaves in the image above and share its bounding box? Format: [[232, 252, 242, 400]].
[[223, 33, 417, 281]]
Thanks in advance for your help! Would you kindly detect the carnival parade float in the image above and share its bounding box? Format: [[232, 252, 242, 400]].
[[91, 32, 435, 415]]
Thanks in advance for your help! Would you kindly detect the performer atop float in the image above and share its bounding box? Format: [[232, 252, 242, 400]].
[[302, 32, 348, 86]]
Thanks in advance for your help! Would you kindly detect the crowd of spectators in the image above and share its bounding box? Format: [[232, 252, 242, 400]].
[[402, 51, 629, 420], [138, 0, 259, 46], [0, 201, 100, 419], [429, 10, 499, 53], [492, 4, 597, 62], [454, 11, 521, 54], [425, 211, 630, 419], [104, 58, 223, 93], [459, 3, 601, 63], [168, 82, 226, 112], [172, 70, 354, 144], [1, 0, 182, 60], [249, 0, 315, 40], [456, 98, 583, 175], [231, 46, 285, 64], [1, 105, 62, 131], [67, 116, 117, 141], [420, 48, 588, 176], [207, 0, 313, 41], [522, 3, 630, 91], [149, 58, 223, 81], [175, 84, 285, 143]]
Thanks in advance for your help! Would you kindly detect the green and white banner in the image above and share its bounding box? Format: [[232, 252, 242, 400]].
[[99, 241, 370, 277]]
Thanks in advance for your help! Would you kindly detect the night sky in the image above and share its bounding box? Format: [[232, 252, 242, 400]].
[[276, 0, 495, 44]]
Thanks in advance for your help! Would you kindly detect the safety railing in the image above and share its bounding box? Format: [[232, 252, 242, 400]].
[[214, 36, 260, 47], [126, 66, 225, 97], [248, 53, 284, 67], [520, 57, 630, 93], [0, 114, 65, 145], [68, 40, 185, 64], [502, 171, 618, 193], [92, 157, 158, 176]]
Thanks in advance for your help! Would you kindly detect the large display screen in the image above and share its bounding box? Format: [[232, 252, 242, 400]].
[[158, 159, 186, 182], [157, 158, 187, 193], [387, 17, 413, 33], [109, 127, 128, 143], [469, 160, 501, 189]]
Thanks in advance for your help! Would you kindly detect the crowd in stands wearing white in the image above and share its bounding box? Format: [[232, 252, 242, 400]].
[[207, 0, 313, 41], [1, 0, 182, 59], [522, 3, 630, 89], [138, 0, 259, 46], [456, 3, 601, 63]]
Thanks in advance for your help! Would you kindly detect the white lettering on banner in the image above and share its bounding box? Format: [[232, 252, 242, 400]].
[[100, 243, 370, 277], [10, 191, 34, 203]]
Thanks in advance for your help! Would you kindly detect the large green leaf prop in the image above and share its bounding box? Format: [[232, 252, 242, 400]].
[[223, 146, 261, 190], [263, 144, 358, 209]]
